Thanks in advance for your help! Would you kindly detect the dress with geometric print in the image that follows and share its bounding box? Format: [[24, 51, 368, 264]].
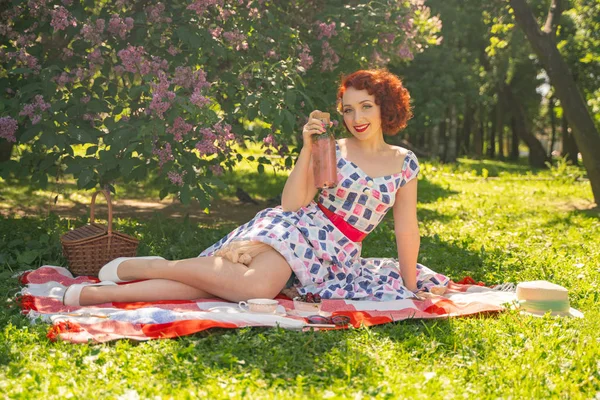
[[199, 141, 450, 301]]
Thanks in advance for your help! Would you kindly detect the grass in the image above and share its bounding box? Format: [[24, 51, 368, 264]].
[[0, 155, 599, 399]]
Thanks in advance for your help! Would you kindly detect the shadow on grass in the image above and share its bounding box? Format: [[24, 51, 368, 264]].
[[417, 177, 458, 204]]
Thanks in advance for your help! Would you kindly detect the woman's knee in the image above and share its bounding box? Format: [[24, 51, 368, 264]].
[[243, 250, 292, 299]]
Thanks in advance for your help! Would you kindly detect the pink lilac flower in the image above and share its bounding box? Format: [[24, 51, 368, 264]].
[[80, 95, 90, 104], [397, 44, 414, 60], [266, 49, 277, 59], [238, 72, 252, 87], [298, 45, 313, 72], [9, 50, 41, 73], [195, 128, 218, 156], [320, 41, 340, 72], [213, 122, 235, 153], [371, 49, 390, 67], [53, 72, 73, 88], [167, 170, 186, 186], [153, 142, 174, 168], [316, 21, 337, 40], [28, 0, 49, 18], [0, 117, 18, 142], [149, 71, 175, 119], [167, 117, 193, 141], [187, 0, 223, 17], [117, 45, 147, 73], [145, 3, 172, 24], [88, 48, 104, 67], [62, 48, 74, 59], [223, 29, 248, 51], [248, 8, 259, 19], [19, 95, 50, 124], [50, 6, 75, 31], [218, 8, 236, 22], [108, 14, 134, 39], [80, 21, 102, 45], [167, 45, 180, 56], [262, 133, 276, 155], [190, 89, 210, 107], [209, 27, 223, 38], [62, 0, 73, 5], [209, 164, 223, 175]]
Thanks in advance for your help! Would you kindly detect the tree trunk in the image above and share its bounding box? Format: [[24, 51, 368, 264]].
[[445, 105, 458, 163], [510, 0, 600, 202], [562, 114, 579, 165], [488, 103, 497, 158], [510, 116, 520, 161], [463, 103, 474, 155], [496, 89, 506, 160], [439, 113, 447, 161], [475, 105, 484, 159], [430, 123, 440, 159], [548, 96, 557, 159], [504, 85, 549, 168], [0, 141, 13, 162]]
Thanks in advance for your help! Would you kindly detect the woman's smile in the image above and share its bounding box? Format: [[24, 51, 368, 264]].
[[354, 123, 370, 133]]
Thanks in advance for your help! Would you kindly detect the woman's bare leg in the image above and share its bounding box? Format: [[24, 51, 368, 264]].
[[79, 249, 292, 305], [79, 279, 210, 306]]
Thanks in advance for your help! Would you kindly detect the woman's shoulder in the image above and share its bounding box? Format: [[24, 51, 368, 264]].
[[387, 145, 416, 165]]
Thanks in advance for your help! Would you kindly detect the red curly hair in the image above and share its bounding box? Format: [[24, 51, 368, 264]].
[[337, 69, 412, 136]]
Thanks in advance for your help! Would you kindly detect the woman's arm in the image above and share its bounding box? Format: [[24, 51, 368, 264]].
[[280, 111, 324, 211], [392, 177, 420, 293]]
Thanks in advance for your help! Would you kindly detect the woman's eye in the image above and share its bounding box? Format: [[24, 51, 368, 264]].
[[343, 109, 352, 114], [363, 105, 372, 109]]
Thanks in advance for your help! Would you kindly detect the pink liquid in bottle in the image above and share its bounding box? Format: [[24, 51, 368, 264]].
[[311, 112, 337, 189]]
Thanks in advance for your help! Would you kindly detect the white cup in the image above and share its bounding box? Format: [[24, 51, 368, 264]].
[[238, 298, 279, 314]]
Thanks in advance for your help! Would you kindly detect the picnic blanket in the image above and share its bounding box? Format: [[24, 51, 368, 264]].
[[18, 266, 517, 344]]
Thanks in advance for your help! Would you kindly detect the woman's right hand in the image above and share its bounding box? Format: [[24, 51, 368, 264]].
[[301, 110, 329, 150]]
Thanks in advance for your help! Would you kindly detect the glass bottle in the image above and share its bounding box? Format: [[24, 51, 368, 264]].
[[311, 112, 337, 189]]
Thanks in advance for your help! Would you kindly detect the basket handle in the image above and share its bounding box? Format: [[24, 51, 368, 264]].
[[89, 190, 113, 234]]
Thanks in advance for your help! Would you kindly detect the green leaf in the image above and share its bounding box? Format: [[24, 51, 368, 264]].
[[17, 250, 39, 265], [180, 184, 191, 204], [247, 106, 258, 121], [130, 85, 148, 100], [86, 146, 98, 156], [283, 110, 295, 133], [285, 91, 296, 107], [68, 127, 96, 144], [259, 99, 272, 116], [77, 169, 94, 189], [20, 125, 42, 142]]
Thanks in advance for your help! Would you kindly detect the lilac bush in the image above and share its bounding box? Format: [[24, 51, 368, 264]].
[[0, 0, 440, 207]]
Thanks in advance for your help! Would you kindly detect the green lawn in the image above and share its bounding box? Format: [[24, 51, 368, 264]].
[[1, 157, 598, 399]]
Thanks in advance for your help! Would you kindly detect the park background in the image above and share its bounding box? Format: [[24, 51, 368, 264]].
[[1, 0, 599, 398]]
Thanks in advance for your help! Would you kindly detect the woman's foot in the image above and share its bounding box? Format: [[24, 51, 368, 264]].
[[98, 256, 165, 283], [62, 281, 117, 307]]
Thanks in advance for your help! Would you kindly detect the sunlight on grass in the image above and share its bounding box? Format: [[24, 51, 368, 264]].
[[1, 155, 599, 398]]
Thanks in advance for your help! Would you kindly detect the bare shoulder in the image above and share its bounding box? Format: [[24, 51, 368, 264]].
[[387, 145, 411, 165]]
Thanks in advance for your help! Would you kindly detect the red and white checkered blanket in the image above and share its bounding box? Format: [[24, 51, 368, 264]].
[[18, 266, 516, 343]]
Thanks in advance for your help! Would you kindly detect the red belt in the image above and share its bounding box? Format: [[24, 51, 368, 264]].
[[317, 202, 367, 242]]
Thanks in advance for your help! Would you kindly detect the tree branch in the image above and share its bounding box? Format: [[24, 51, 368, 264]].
[[543, 0, 562, 35]]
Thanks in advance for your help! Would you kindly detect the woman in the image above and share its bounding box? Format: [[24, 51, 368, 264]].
[[63, 69, 451, 307]]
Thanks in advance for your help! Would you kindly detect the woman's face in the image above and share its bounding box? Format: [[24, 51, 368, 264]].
[[341, 87, 382, 141]]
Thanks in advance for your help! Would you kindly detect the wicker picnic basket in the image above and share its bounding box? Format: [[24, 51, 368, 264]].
[[60, 190, 139, 276]]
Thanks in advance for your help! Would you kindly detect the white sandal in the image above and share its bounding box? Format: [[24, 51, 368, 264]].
[[62, 281, 117, 307], [98, 256, 165, 283]]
